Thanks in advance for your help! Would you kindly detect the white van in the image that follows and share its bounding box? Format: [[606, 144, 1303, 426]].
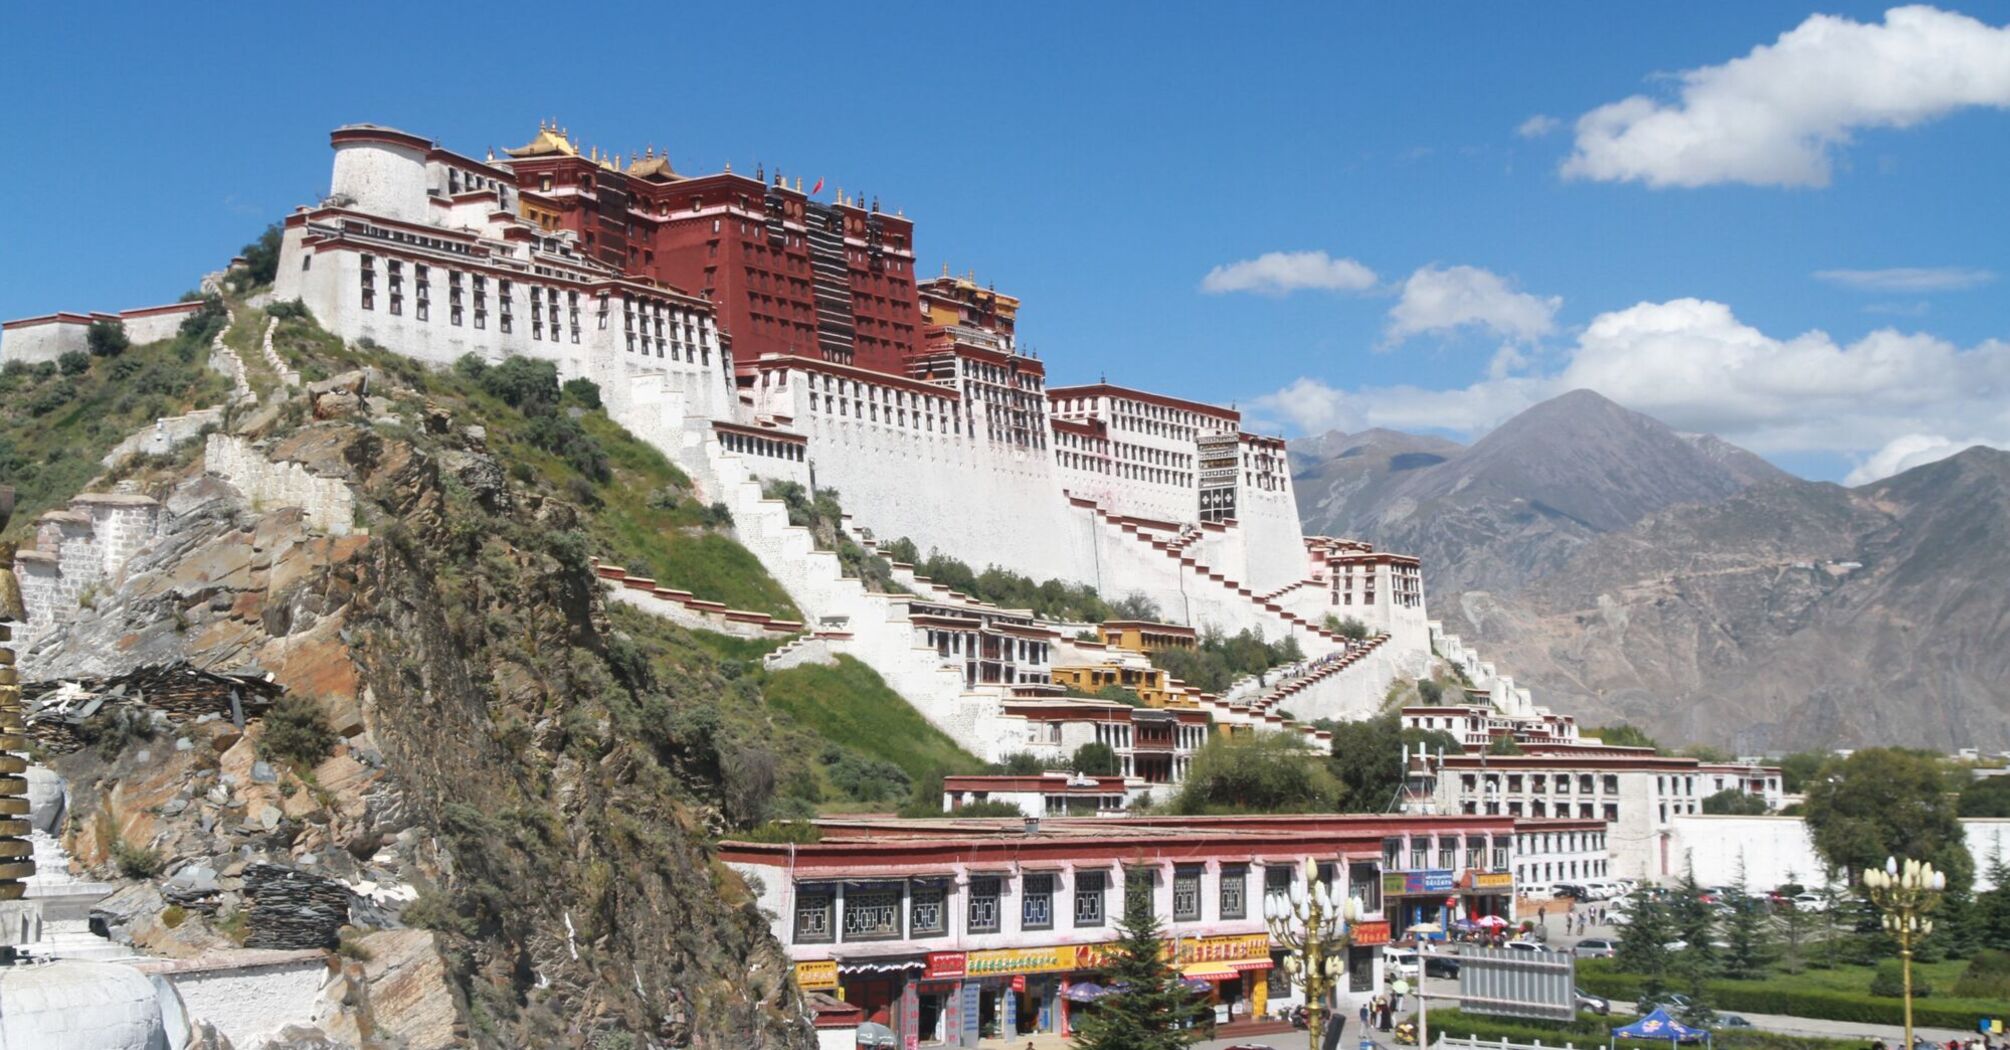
[[1382, 945, 1420, 980]]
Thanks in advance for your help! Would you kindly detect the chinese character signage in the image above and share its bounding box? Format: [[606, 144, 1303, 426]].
[[1467, 872, 1514, 890], [1382, 870, 1457, 894], [1350, 920, 1392, 946], [926, 952, 967, 979], [793, 960, 839, 990]]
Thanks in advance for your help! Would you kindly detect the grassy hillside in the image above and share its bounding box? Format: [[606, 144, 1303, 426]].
[[263, 310, 798, 619], [761, 655, 987, 809], [0, 299, 232, 537]]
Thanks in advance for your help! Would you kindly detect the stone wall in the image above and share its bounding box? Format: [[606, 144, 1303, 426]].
[[138, 953, 330, 1050], [203, 434, 354, 536], [100, 409, 226, 469], [1672, 814, 2010, 892], [11, 494, 164, 638], [0, 316, 89, 365]]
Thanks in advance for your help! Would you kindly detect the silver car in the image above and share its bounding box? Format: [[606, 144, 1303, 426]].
[[1574, 938, 1618, 958]]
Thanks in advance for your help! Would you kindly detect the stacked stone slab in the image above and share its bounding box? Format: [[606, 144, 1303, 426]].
[[0, 486, 35, 899], [242, 863, 354, 950]]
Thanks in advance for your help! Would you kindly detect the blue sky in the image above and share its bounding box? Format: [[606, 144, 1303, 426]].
[[3, 2, 2005, 482]]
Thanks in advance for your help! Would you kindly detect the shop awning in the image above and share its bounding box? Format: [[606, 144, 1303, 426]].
[[1181, 962, 1242, 980], [1227, 958, 1275, 972]]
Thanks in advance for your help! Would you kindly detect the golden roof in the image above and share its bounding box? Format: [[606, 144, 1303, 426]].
[[503, 122, 579, 159], [626, 150, 680, 181]]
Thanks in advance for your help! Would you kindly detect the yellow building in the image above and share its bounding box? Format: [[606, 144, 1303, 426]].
[[1096, 620, 1198, 654]]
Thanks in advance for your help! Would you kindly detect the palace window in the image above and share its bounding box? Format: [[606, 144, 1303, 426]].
[[1022, 874, 1054, 931], [909, 882, 947, 938], [1349, 860, 1382, 913], [1173, 866, 1203, 922], [1074, 871, 1107, 928], [793, 886, 834, 944], [841, 884, 903, 941], [967, 877, 1001, 934], [1219, 865, 1247, 920]]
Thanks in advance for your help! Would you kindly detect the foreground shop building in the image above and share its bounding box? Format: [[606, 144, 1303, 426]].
[[720, 813, 1524, 1046]]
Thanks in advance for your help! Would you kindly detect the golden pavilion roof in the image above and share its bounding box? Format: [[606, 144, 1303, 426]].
[[504, 123, 579, 159]]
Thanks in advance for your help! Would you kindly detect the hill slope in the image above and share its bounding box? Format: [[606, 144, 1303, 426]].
[[1292, 390, 2010, 751]]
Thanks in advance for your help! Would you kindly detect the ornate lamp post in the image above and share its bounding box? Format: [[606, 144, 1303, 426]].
[[1863, 856, 1945, 1050], [1265, 857, 1359, 1050]]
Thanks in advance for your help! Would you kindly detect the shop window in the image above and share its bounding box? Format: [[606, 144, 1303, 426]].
[[842, 884, 903, 941], [1218, 866, 1246, 920], [968, 877, 1001, 934], [1348, 945, 1376, 992], [910, 882, 947, 938], [1266, 864, 1294, 901], [1074, 871, 1107, 928], [793, 887, 833, 944], [1173, 867, 1203, 922], [1349, 861, 1381, 913], [1267, 952, 1293, 999], [1022, 874, 1054, 931]]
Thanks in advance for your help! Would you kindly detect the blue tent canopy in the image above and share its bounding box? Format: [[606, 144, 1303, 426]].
[[1612, 1009, 1710, 1044]]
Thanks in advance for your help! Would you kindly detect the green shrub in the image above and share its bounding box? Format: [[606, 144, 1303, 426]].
[[1952, 948, 2010, 999], [1869, 958, 1930, 998], [57, 350, 90, 376], [561, 376, 603, 410], [259, 694, 338, 769], [265, 298, 312, 321], [114, 838, 163, 879], [948, 800, 1027, 818], [87, 319, 130, 357]]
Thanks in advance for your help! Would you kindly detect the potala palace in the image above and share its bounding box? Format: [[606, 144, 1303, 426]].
[[259, 123, 1439, 765]]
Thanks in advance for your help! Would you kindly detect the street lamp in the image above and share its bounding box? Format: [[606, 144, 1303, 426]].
[[1863, 856, 1946, 1050], [1266, 856, 1359, 1050]]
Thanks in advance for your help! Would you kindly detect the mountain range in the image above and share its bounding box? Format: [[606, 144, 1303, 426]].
[[1291, 389, 2010, 752]]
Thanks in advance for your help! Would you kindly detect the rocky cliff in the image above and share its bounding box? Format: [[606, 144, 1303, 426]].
[[13, 345, 815, 1047]]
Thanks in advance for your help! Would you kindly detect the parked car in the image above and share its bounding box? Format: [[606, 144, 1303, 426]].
[[1504, 940, 1550, 954], [1638, 992, 1697, 1013], [1552, 883, 1588, 899], [1573, 938, 1618, 958], [1791, 893, 1830, 913], [1383, 946, 1421, 979], [1717, 1014, 1755, 1029], [1576, 988, 1612, 1016], [1422, 952, 1462, 978]]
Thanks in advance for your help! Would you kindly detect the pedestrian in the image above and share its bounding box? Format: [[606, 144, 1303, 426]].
[[1539, 904, 1548, 927]]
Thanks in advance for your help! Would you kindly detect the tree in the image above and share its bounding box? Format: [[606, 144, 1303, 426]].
[[1071, 742, 1120, 777], [1666, 871, 1720, 1025], [1322, 614, 1369, 641], [1322, 711, 1459, 814], [1416, 678, 1444, 705], [1169, 732, 1342, 815], [56, 350, 89, 376], [1802, 748, 1972, 891], [86, 319, 129, 357], [1958, 775, 2010, 817], [1485, 734, 1523, 756], [1586, 724, 1660, 751], [1772, 869, 1818, 974], [1778, 751, 1830, 794], [1701, 789, 1769, 815], [1976, 845, 2010, 945], [232, 223, 284, 289], [1720, 862, 1771, 980], [1615, 892, 1678, 1000], [561, 376, 604, 410], [992, 752, 1048, 775], [1070, 887, 1204, 1050]]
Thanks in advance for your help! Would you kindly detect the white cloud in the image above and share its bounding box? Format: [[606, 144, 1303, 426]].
[[1516, 114, 1561, 139], [1844, 433, 1997, 485], [1253, 297, 2010, 474], [1200, 251, 1378, 296], [1385, 265, 1560, 345], [1814, 266, 1996, 292], [1563, 6, 2010, 188]]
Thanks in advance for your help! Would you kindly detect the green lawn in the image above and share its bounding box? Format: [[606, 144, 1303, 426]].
[[1424, 1009, 1861, 1050], [1579, 958, 2000, 1029], [759, 655, 985, 793]]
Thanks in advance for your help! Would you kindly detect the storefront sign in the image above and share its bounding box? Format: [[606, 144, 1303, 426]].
[[1467, 872, 1515, 890], [969, 944, 1086, 976], [1382, 869, 1457, 894], [925, 951, 967, 979], [1349, 920, 1392, 946], [793, 960, 839, 991], [1174, 933, 1273, 965]]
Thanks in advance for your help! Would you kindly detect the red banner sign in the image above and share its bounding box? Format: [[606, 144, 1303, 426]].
[[926, 952, 967, 979], [1351, 920, 1392, 946]]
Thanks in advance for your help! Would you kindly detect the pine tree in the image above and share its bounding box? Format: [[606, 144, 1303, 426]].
[[1070, 886, 1204, 1050], [1720, 859, 1771, 980], [1666, 870, 1720, 1025], [1772, 869, 1817, 974], [1974, 845, 2010, 945], [1616, 893, 1677, 1001]]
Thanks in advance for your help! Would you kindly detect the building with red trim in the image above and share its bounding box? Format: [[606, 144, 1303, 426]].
[[721, 812, 1522, 1047]]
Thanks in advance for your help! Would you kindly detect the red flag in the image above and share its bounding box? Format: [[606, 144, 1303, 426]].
[[810, 177, 825, 195]]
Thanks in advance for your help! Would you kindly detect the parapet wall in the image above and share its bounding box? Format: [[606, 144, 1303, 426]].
[[203, 434, 354, 536]]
